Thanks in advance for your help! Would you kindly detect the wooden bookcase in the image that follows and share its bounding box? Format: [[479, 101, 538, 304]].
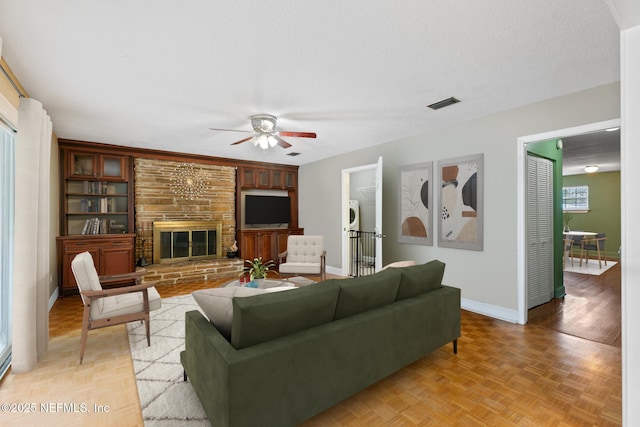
[[57, 143, 135, 295]]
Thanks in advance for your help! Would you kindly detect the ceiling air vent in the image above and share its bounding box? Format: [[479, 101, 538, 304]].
[[427, 97, 460, 110], [287, 152, 301, 156]]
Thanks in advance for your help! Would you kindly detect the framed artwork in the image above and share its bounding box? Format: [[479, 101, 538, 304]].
[[438, 153, 483, 251], [398, 161, 433, 245]]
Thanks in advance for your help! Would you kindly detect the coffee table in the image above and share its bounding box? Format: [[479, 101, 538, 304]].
[[224, 278, 293, 290]]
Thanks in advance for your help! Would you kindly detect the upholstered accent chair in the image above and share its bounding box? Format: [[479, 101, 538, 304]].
[[278, 235, 326, 281], [70, 251, 161, 363]]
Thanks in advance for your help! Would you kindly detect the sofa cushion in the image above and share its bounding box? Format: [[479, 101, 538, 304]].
[[192, 286, 295, 340], [396, 260, 446, 300], [231, 281, 340, 349], [333, 268, 402, 320]]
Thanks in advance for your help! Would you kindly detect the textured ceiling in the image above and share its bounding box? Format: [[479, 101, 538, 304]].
[[562, 128, 620, 176], [0, 0, 620, 165]]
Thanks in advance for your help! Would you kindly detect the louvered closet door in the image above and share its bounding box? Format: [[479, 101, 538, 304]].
[[527, 155, 554, 309]]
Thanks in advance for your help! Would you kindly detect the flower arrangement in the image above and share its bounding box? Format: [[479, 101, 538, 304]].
[[241, 257, 278, 281]]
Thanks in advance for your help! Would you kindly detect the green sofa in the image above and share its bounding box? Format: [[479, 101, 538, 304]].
[[180, 260, 461, 427]]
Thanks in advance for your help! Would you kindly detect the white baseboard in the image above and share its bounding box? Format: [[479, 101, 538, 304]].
[[326, 265, 342, 277], [48, 288, 59, 312], [461, 297, 520, 324]]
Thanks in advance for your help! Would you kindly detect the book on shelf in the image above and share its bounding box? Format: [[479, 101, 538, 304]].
[[109, 222, 126, 234], [81, 219, 90, 235], [100, 218, 108, 234]]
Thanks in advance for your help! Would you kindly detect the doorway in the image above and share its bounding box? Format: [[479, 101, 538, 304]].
[[516, 118, 621, 324], [341, 157, 383, 277]]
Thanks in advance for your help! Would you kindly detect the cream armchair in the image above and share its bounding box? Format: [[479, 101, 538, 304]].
[[278, 235, 326, 281], [70, 251, 161, 364]]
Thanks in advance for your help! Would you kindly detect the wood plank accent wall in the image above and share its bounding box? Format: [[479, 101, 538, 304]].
[[134, 158, 236, 262]]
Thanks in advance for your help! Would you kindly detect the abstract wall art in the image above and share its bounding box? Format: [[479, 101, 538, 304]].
[[438, 153, 483, 251], [398, 161, 433, 245]]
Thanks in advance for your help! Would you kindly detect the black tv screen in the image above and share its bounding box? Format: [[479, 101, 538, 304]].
[[245, 195, 291, 225]]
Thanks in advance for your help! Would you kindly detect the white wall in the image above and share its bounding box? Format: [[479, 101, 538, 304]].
[[619, 18, 640, 427], [299, 82, 619, 318]]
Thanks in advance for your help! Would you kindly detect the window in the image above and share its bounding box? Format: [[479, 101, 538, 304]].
[[562, 185, 589, 211], [0, 122, 15, 379]]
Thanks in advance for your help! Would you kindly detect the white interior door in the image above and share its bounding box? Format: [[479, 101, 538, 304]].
[[373, 156, 383, 271], [526, 154, 554, 309]]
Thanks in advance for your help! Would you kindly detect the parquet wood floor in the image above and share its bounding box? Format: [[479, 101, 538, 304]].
[[0, 272, 621, 426]]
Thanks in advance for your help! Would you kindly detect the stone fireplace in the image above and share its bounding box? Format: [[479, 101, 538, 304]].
[[134, 158, 242, 285]]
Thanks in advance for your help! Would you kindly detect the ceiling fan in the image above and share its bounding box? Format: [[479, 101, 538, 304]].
[[210, 114, 316, 150]]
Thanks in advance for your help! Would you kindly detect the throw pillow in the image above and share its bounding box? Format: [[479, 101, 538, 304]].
[[192, 287, 291, 340], [395, 259, 446, 300]]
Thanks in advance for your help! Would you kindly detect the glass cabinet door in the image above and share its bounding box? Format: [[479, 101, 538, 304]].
[[102, 155, 125, 179], [70, 153, 96, 177]]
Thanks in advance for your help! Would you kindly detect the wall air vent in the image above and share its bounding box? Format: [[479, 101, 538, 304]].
[[287, 152, 301, 156], [427, 97, 460, 110]]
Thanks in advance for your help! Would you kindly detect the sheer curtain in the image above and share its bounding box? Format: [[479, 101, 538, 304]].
[[12, 97, 52, 373]]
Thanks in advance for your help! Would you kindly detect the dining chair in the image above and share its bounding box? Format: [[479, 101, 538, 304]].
[[563, 238, 574, 269], [581, 233, 607, 268]]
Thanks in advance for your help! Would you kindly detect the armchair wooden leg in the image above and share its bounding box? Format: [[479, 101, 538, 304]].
[[145, 313, 151, 346], [79, 306, 91, 364], [453, 339, 458, 354]]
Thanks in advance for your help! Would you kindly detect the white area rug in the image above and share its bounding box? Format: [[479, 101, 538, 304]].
[[127, 294, 211, 427], [563, 259, 617, 276]]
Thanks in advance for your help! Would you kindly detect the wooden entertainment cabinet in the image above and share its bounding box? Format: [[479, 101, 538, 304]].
[[238, 228, 304, 266], [235, 164, 302, 265]]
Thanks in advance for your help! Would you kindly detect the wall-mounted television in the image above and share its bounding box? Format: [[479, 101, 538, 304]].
[[245, 195, 291, 226]]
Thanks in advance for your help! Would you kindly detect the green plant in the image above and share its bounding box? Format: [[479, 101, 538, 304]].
[[241, 257, 277, 280], [563, 212, 574, 227]]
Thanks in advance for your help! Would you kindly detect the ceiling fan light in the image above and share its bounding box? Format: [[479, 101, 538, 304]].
[[267, 135, 278, 147], [584, 165, 599, 173], [256, 134, 269, 150]]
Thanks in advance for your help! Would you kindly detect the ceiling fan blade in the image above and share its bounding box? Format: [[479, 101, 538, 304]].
[[210, 128, 252, 133], [274, 136, 292, 149], [278, 131, 317, 139], [230, 136, 254, 145]]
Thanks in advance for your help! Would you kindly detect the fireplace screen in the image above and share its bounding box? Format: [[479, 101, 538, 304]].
[[153, 221, 223, 264]]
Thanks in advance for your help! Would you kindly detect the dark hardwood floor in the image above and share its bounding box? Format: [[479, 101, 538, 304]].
[[528, 261, 621, 347]]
